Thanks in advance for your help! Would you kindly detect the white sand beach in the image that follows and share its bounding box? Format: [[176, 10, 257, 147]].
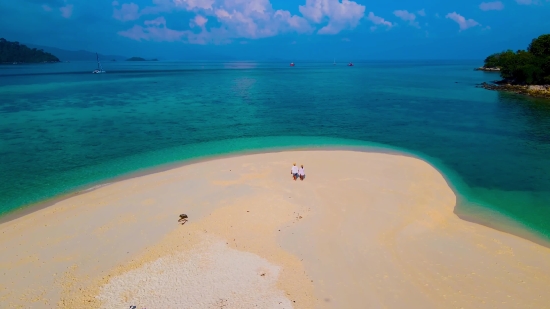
[[1, 151, 550, 308]]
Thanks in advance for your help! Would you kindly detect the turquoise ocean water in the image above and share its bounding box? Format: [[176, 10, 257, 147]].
[[1, 60, 550, 242]]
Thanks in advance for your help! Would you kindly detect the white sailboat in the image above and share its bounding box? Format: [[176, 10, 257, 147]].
[[92, 53, 106, 74]]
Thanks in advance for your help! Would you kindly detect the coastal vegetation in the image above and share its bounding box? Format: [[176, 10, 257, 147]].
[[483, 34, 550, 84], [126, 57, 158, 61], [0, 38, 60, 63], [24, 43, 127, 61], [479, 34, 550, 98]]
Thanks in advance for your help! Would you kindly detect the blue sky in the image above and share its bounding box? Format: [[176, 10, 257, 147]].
[[1, 0, 549, 60]]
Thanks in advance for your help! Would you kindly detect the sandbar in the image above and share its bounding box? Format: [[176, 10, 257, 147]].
[[1, 151, 549, 308]]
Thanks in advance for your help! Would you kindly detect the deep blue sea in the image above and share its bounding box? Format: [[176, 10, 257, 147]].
[[1, 60, 550, 243]]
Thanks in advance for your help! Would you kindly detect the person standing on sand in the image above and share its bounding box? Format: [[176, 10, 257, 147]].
[[291, 163, 299, 180], [299, 165, 305, 181]]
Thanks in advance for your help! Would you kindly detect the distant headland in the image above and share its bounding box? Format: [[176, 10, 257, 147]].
[[25, 44, 127, 62], [0, 38, 59, 64], [126, 57, 159, 61], [476, 34, 550, 99]]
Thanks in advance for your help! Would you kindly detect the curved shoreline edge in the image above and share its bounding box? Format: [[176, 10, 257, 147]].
[[1, 141, 549, 249], [2, 150, 550, 308], [0, 140, 411, 222]]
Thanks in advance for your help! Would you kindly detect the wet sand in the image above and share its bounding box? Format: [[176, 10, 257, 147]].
[[1, 151, 549, 308]]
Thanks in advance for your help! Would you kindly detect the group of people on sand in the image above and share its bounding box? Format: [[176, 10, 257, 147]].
[[290, 163, 306, 181]]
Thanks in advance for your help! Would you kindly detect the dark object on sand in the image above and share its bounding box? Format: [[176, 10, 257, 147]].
[[178, 214, 188, 224]]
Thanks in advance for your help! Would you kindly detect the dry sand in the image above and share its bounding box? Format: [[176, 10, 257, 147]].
[[1, 150, 550, 309]]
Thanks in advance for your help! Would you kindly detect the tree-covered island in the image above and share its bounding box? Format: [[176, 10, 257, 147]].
[[0, 38, 60, 63], [126, 57, 159, 61], [477, 34, 550, 99]]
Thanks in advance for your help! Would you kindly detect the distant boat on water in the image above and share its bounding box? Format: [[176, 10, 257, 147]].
[[348, 62, 354, 67], [92, 53, 106, 74], [290, 62, 295, 67]]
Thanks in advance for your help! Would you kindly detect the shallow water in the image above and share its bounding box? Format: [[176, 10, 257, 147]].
[[1, 60, 549, 241]]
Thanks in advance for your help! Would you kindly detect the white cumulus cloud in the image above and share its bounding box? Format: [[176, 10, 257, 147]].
[[299, 0, 366, 34], [367, 12, 393, 31], [393, 10, 419, 27], [119, 16, 187, 42], [173, 0, 215, 10], [479, 1, 504, 11], [515, 0, 550, 4], [113, 2, 140, 21], [59, 4, 73, 18], [445, 12, 480, 31], [117, 0, 424, 43], [190, 15, 208, 28], [118, 0, 314, 43]]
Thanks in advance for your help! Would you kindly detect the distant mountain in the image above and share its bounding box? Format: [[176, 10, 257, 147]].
[[126, 57, 159, 61], [24, 44, 127, 61], [0, 38, 59, 63]]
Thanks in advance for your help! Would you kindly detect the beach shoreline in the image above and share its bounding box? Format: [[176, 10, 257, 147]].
[[2, 150, 550, 308], [0, 145, 406, 224], [2, 146, 548, 250]]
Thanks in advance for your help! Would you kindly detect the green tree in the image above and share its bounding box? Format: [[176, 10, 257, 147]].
[[528, 34, 550, 58], [483, 34, 550, 85], [493, 50, 517, 80], [484, 53, 502, 68], [541, 56, 550, 83], [0, 38, 60, 63]]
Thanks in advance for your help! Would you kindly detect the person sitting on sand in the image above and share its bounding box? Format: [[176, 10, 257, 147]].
[[299, 165, 305, 181], [291, 163, 299, 180]]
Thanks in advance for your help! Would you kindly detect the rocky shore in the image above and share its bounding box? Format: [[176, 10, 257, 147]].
[[474, 67, 500, 71], [478, 82, 550, 99]]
